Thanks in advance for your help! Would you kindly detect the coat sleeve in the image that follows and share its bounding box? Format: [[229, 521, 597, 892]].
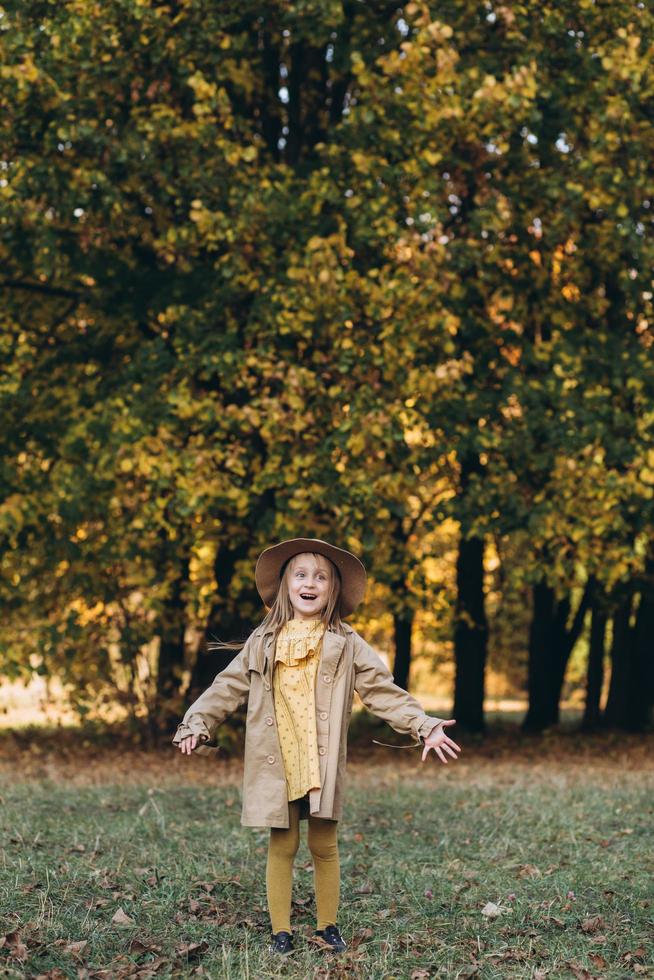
[[353, 633, 446, 743], [171, 635, 254, 753]]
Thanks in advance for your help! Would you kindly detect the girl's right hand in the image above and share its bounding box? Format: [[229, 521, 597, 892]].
[[178, 734, 199, 755]]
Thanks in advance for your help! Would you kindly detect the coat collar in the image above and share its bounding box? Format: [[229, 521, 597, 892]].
[[252, 622, 352, 674]]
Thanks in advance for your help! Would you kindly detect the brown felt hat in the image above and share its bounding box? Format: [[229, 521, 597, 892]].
[[255, 537, 367, 618]]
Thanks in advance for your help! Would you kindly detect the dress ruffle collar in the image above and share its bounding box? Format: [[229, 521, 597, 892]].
[[274, 617, 326, 667]]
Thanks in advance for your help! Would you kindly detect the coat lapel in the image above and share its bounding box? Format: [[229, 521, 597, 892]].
[[319, 628, 346, 677]]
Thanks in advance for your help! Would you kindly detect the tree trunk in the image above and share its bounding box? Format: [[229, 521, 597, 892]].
[[582, 588, 607, 731], [392, 609, 413, 691], [154, 554, 189, 738], [603, 585, 635, 728], [523, 577, 592, 732], [190, 539, 260, 696], [628, 581, 654, 731], [453, 529, 488, 732], [549, 579, 593, 723], [523, 580, 556, 732]]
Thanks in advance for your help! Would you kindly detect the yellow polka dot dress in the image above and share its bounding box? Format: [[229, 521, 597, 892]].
[[272, 617, 325, 802]]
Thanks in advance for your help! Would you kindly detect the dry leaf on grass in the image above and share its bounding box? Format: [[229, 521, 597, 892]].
[[580, 915, 605, 933], [623, 947, 647, 963], [543, 915, 566, 929], [487, 948, 530, 964], [480, 901, 503, 918], [566, 962, 595, 980], [52, 938, 88, 957], [174, 939, 209, 961], [0, 929, 28, 961], [308, 934, 335, 951], [128, 936, 163, 957], [346, 927, 374, 950], [111, 907, 135, 926], [517, 863, 541, 878]]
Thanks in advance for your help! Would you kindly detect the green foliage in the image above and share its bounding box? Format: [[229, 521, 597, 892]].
[[0, 1, 652, 719]]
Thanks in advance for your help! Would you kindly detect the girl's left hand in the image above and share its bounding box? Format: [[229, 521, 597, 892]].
[[421, 719, 461, 764]]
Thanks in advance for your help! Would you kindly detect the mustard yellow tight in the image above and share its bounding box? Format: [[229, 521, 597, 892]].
[[266, 799, 340, 933]]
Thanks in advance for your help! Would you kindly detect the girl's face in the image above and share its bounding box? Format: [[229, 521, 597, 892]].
[[286, 553, 332, 621]]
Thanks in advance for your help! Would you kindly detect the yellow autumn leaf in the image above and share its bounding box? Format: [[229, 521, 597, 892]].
[[423, 149, 442, 166], [561, 283, 580, 301]]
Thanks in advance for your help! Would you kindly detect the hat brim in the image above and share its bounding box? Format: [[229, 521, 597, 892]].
[[255, 537, 367, 618]]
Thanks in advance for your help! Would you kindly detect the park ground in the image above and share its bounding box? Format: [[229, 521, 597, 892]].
[[0, 722, 652, 979]]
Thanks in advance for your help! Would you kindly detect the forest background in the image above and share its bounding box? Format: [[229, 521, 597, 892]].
[[1, 0, 653, 742]]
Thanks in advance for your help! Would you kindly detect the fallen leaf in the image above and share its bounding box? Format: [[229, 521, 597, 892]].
[[128, 936, 162, 956], [0, 929, 28, 961], [589, 953, 607, 969], [544, 916, 565, 929], [568, 964, 594, 980], [580, 915, 605, 933], [111, 906, 135, 925], [174, 939, 209, 960], [52, 939, 87, 957], [481, 902, 502, 918], [622, 947, 647, 963], [517, 864, 541, 879]]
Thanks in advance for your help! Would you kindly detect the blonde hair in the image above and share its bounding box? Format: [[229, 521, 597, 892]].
[[207, 551, 347, 653]]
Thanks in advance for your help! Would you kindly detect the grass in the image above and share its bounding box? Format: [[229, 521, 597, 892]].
[[0, 724, 652, 979]]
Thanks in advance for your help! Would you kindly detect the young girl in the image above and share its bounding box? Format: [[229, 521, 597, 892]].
[[172, 536, 460, 956]]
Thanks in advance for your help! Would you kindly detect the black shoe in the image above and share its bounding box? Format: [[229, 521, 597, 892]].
[[268, 930, 294, 954], [314, 923, 347, 953]]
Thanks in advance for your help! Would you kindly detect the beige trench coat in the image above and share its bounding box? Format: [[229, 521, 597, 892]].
[[171, 623, 445, 828]]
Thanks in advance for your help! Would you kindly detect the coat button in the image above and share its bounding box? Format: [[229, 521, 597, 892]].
[[267, 755, 275, 764], [322, 674, 331, 684], [318, 746, 326, 756], [264, 681, 271, 691], [319, 711, 328, 720], [266, 716, 274, 726]]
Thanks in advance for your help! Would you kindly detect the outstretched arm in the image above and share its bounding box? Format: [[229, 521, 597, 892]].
[[172, 635, 253, 754], [353, 633, 455, 748]]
